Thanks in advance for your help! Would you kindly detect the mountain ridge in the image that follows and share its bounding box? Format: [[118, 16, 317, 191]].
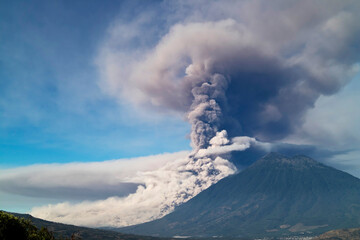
[[2, 211, 168, 240], [119, 153, 360, 238], [254, 152, 323, 168]]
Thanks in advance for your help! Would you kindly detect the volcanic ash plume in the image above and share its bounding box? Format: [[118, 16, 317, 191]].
[[102, 10, 360, 143], [187, 73, 229, 150], [30, 135, 251, 227]]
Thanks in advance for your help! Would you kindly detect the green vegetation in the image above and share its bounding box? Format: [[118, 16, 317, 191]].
[[3, 211, 169, 240], [315, 227, 360, 240], [0, 211, 61, 240]]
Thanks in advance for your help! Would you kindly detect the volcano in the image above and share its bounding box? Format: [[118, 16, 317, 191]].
[[120, 153, 360, 238]]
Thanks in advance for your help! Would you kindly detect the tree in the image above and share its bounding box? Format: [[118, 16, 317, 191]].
[[0, 211, 57, 240]]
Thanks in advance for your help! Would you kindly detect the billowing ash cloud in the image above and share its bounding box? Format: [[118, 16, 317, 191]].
[[31, 155, 235, 227], [99, 2, 360, 144], [188, 73, 228, 149], [27, 135, 263, 227], [0, 152, 188, 201], [1, 136, 268, 227]]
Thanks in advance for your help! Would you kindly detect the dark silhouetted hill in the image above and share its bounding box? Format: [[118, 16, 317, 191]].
[[3, 211, 169, 240]]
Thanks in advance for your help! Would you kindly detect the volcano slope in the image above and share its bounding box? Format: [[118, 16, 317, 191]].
[[120, 153, 360, 238]]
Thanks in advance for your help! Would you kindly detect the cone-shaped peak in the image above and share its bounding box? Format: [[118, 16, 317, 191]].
[[252, 152, 322, 169], [121, 153, 360, 238]]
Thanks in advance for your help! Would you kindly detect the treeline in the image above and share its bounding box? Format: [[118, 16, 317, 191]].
[[0, 211, 80, 240]]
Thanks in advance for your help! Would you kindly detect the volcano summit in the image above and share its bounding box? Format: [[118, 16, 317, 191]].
[[121, 153, 360, 238]]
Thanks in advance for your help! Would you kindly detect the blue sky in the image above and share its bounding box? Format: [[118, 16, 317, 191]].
[[0, 0, 190, 167]]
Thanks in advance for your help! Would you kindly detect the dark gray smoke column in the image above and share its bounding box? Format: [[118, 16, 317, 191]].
[[187, 73, 229, 149]]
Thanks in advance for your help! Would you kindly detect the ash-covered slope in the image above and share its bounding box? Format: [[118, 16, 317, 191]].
[[120, 153, 360, 238]]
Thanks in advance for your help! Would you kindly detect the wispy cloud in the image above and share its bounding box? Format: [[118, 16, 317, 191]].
[[0, 151, 188, 200]]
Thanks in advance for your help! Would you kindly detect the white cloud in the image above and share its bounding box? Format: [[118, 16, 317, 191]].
[[1, 149, 236, 227], [195, 131, 270, 158], [27, 151, 237, 227], [0, 151, 188, 192]]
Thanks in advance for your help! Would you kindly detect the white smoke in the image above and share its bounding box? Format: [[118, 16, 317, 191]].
[[195, 131, 268, 158], [28, 132, 261, 227]]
